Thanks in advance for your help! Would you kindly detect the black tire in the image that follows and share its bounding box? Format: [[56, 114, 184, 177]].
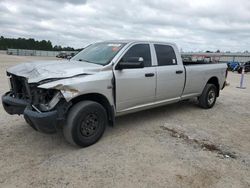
[[198, 84, 217, 109], [63, 101, 107, 147], [237, 68, 242, 74]]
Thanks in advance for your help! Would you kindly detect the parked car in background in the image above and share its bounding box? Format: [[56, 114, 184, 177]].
[[66, 52, 77, 59], [56, 52, 68, 58], [237, 61, 250, 73], [2, 40, 227, 147], [227, 61, 240, 72], [56, 52, 77, 59]]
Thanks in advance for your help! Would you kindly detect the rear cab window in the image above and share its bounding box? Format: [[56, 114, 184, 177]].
[[154, 44, 177, 66]]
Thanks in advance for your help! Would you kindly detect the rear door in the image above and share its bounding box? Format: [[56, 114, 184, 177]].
[[154, 44, 185, 101], [114, 43, 156, 112]]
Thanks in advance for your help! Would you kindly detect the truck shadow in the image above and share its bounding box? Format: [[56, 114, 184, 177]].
[[105, 99, 200, 137]]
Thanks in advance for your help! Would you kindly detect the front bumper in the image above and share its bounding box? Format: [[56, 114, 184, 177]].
[[24, 107, 58, 134], [2, 92, 59, 134], [2, 92, 28, 115]]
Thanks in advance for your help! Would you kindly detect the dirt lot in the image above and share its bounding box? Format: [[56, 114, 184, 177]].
[[0, 54, 249, 188]]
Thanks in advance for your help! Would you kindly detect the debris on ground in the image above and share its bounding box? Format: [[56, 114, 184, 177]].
[[160, 126, 237, 159]]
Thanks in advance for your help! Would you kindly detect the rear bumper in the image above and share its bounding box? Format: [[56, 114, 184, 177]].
[[2, 92, 59, 134]]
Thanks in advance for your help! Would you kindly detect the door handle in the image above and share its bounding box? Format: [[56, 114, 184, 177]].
[[145, 73, 155, 77], [176, 70, 183, 74]]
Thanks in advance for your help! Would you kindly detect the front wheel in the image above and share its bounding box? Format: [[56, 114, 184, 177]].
[[63, 101, 107, 147], [198, 84, 217, 109]]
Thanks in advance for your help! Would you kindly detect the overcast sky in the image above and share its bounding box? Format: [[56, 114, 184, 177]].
[[0, 0, 250, 51]]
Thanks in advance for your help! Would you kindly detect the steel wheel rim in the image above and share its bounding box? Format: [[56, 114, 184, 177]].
[[80, 113, 99, 137], [208, 90, 215, 105]]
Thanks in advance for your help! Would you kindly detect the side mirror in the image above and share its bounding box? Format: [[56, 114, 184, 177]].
[[116, 57, 144, 70]]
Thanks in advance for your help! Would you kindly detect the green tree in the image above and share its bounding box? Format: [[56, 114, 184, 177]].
[[0, 36, 75, 51]]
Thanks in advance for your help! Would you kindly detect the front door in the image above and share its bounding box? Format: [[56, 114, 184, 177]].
[[114, 43, 156, 112]]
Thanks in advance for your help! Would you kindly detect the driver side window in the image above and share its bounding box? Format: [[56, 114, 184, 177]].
[[122, 44, 152, 67]]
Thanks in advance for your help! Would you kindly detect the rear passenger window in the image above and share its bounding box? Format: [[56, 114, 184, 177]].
[[154, 44, 177, 66], [122, 44, 152, 67]]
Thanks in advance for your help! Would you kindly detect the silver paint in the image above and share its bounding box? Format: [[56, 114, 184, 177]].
[[6, 40, 227, 116]]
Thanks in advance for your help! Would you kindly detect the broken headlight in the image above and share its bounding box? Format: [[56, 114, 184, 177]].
[[30, 87, 63, 112]]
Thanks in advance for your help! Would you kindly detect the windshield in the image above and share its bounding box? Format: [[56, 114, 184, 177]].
[[71, 42, 126, 65]]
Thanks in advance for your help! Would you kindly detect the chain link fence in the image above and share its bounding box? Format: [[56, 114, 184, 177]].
[[7, 49, 77, 57]]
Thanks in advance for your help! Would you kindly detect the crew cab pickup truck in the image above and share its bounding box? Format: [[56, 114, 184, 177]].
[[2, 40, 227, 147]]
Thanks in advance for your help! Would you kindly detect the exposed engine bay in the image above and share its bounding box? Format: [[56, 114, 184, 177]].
[[8, 73, 63, 112]]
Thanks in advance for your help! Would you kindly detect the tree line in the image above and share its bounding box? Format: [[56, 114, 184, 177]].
[[0, 36, 76, 51]]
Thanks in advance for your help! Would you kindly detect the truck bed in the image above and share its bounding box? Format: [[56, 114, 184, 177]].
[[181, 63, 227, 98], [183, 61, 218, 65]]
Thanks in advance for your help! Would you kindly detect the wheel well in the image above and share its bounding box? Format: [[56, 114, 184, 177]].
[[70, 93, 115, 126], [207, 77, 220, 96]]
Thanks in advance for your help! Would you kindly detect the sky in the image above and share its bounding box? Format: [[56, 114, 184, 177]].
[[0, 0, 250, 52]]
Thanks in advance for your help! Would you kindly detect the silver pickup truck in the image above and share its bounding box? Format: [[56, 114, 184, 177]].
[[2, 40, 227, 147]]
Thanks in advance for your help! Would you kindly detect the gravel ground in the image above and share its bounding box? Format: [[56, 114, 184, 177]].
[[0, 54, 249, 188]]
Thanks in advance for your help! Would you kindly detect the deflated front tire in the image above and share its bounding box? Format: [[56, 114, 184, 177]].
[[63, 100, 107, 147]]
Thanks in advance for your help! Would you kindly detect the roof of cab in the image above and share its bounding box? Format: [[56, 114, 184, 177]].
[[103, 39, 176, 46]]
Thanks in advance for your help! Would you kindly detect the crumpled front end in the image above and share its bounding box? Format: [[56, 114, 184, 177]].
[[2, 92, 29, 115], [2, 60, 114, 134], [2, 73, 70, 133], [2, 74, 31, 115]]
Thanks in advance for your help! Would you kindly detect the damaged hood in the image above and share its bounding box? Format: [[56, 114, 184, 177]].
[[7, 60, 103, 83]]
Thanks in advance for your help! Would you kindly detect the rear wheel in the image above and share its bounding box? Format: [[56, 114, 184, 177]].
[[237, 68, 242, 74], [63, 101, 107, 147], [198, 84, 217, 109]]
